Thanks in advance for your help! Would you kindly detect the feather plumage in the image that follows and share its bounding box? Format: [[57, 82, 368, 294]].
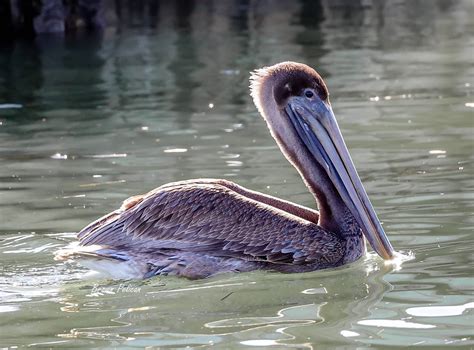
[[75, 181, 344, 270]]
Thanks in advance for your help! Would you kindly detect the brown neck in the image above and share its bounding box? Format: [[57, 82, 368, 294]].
[[252, 69, 359, 237], [279, 134, 353, 234]]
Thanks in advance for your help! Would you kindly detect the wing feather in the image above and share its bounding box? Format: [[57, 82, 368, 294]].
[[78, 181, 343, 265]]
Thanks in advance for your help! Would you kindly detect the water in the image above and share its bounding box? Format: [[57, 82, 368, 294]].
[[0, 0, 473, 348]]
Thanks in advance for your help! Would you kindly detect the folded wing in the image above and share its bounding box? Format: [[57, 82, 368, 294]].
[[78, 181, 343, 265]]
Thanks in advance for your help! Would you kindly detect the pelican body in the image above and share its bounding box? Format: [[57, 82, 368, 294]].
[[56, 62, 395, 279]]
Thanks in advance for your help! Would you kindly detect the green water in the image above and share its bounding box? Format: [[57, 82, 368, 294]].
[[0, 0, 473, 348]]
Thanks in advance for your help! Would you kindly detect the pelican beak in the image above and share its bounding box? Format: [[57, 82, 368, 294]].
[[285, 95, 395, 260]]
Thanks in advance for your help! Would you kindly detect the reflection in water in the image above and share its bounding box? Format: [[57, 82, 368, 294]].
[[406, 302, 474, 317], [53, 256, 394, 348], [168, 0, 201, 122], [0, 0, 473, 348]]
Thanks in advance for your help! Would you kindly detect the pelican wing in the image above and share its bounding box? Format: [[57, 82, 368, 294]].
[[78, 181, 343, 265]]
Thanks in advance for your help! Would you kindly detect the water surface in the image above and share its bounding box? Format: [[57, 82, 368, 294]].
[[0, 0, 473, 348]]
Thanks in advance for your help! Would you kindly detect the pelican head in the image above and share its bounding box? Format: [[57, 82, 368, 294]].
[[250, 62, 395, 260]]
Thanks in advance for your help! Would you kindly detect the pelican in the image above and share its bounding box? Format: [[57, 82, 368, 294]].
[[56, 62, 395, 279]]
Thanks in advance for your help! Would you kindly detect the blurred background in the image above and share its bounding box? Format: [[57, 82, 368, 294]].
[[0, 0, 473, 348]]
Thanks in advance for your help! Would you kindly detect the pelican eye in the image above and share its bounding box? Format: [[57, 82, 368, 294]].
[[304, 89, 314, 99]]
